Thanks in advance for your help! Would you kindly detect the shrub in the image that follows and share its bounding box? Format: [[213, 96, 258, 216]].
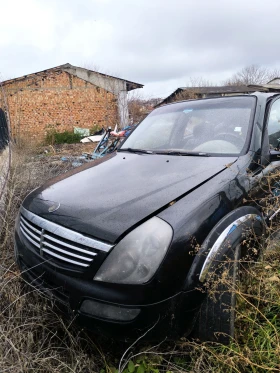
[[45, 130, 82, 145], [53, 131, 82, 144]]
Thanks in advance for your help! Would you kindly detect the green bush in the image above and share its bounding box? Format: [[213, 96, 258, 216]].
[[54, 131, 82, 144], [45, 130, 82, 145]]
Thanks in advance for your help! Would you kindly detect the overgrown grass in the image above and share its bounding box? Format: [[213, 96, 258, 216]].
[[1, 144, 280, 372]]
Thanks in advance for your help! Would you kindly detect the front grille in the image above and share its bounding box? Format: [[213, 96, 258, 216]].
[[19, 207, 113, 271]]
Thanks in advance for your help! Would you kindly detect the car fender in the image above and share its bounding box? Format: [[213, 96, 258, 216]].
[[184, 206, 265, 290]]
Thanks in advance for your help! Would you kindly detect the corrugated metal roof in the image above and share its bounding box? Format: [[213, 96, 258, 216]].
[[266, 77, 280, 85], [1, 63, 143, 91], [156, 85, 267, 107], [181, 85, 257, 94]]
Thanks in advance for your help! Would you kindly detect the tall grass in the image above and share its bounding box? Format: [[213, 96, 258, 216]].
[[1, 144, 280, 372], [0, 145, 116, 372]]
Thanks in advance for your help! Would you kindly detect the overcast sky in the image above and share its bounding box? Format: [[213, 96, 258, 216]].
[[1, 0, 280, 98]]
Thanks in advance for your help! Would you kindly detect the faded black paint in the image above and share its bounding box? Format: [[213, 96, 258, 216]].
[[23, 153, 236, 243]]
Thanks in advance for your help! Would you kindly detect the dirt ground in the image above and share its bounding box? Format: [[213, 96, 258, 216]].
[[25, 142, 99, 183], [41, 142, 97, 156]]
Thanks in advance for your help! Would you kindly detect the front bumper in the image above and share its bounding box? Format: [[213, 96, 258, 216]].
[[15, 230, 199, 340]]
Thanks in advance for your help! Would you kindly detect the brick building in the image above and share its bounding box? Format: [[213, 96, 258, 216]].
[[0, 63, 143, 143]]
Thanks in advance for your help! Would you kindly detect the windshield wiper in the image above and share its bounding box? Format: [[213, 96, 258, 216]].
[[155, 150, 210, 157], [119, 148, 154, 154]]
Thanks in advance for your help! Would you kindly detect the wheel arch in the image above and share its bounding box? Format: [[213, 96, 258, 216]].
[[184, 206, 265, 290]]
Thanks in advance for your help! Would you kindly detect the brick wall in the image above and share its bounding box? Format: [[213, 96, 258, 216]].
[[0, 70, 118, 144]]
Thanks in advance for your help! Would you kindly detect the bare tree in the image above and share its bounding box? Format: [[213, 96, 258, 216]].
[[127, 91, 160, 124], [224, 64, 280, 86], [188, 76, 213, 88], [81, 62, 101, 73]]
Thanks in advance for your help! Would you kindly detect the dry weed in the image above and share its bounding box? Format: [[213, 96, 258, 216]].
[[1, 144, 280, 373], [0, 144, 121, 372]]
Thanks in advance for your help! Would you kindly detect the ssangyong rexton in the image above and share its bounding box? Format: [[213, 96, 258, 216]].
[[15, 93, 280, 343]]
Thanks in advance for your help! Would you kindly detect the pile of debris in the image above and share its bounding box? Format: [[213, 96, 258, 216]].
[[42, 126, 132, 168]]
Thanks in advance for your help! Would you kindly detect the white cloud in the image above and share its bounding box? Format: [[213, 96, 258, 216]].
[[0, 0, 56, 51], [0, 0, 280, 98], [60, 19, 113, 58]]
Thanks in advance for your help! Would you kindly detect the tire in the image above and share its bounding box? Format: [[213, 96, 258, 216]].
[[192, 244, 241, 344], [186, 207, 266, 344], [187, 207, 265, 344]]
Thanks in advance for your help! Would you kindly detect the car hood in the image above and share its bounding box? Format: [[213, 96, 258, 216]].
[[23, 152, 236, 243]]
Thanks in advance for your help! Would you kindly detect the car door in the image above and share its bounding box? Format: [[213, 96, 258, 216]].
[[258, 96, 280, 219], [267, 98, 280, 151]]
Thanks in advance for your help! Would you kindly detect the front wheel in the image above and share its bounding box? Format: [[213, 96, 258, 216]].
[[187, 207, 265, 344], [193, 244, 241, 344]]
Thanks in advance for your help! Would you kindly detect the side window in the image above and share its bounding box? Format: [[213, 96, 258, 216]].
[[267, 99, 280, 149]]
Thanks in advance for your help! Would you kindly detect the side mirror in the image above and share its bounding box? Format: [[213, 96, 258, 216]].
[[270, 150, 280, 162]]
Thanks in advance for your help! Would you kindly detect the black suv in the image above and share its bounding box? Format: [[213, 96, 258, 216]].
[[15, 93, 280, 343]]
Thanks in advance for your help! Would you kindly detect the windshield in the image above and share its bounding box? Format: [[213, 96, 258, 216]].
[[121, 96, 256, 156]]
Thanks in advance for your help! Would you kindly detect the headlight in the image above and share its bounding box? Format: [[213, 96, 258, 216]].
[[94, 217, 173, 284]]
